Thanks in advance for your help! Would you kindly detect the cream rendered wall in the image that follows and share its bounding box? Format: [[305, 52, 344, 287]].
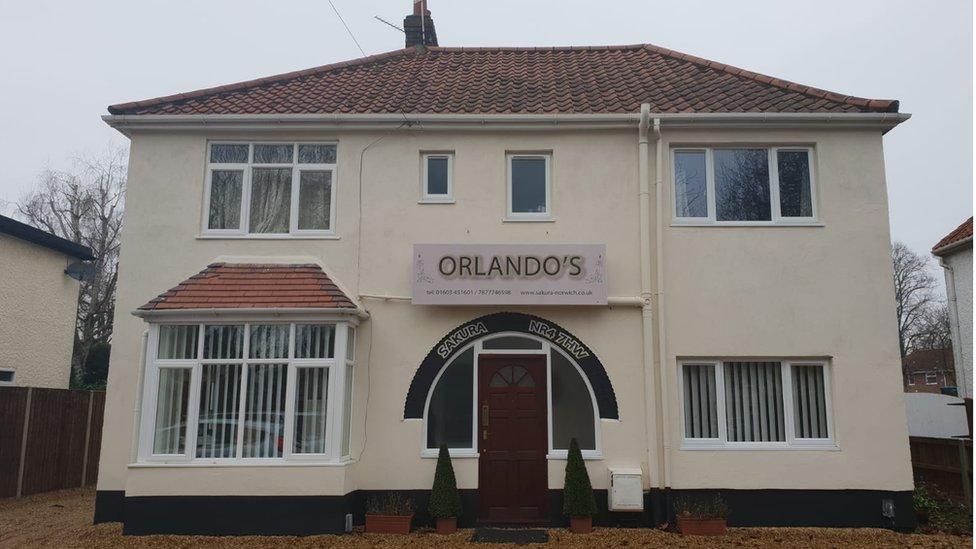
[[99, 124, 913, 498], [0, 232, 79, 388], [944, 247, 972, 399]]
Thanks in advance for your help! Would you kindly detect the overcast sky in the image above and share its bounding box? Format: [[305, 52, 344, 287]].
[[0, 0, 971, 270]]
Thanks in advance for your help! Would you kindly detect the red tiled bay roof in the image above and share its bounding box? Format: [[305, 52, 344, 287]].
[[138, 263, 355, 311], [107, 45, 898, 116], [932, 217, 973, 255]]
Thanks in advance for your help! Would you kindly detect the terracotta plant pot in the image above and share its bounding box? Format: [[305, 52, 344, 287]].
[[435, 517, 457, 534], [365, 514, 413, 534], [676, 517, 727, 536], [569, 516, 593, 533]]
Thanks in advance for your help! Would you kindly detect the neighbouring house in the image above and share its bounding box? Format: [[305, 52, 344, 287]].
[[94, 0, 916, 534], [0, 215, 93, 388], [903, 348, 956, 394], [932, 217, 973, 402]]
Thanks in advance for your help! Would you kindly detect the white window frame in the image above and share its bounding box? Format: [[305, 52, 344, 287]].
[[678, 358, 836, 450], [0, 369, 15, 386], [671, 146, 819, 226], [420, 331, 602, 460], [137, 320, 355, 465], [419, 152, 455, 203], [505, 153, 553, 221], [925, 372, 938, 385], [201, 142, 339, 239], [907, 373, 916, 386]]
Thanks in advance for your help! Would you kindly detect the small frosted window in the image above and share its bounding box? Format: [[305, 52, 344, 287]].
[[551, 350, 595, 450], [481, 335, 542, 350], [427, 349, 473, 449]]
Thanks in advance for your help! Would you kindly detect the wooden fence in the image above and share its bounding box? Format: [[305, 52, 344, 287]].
[[909, 436, 973, 502], [0, 386, 105, 498]]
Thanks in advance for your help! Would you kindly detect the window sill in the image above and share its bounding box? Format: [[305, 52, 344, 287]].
[[196, 234, 340, 240], [130, 458, 357, 468], [502, 217, 556, 223], [680, 442, 839, 451], [670, 221, 824, 228], [421, 449, 479, 458], [418, 198, 455, 204], [547, 450, 603, 460]]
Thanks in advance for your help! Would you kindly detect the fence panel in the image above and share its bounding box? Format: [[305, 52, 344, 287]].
[[909, 436, 973, 500], [0, 386, 105, 498]]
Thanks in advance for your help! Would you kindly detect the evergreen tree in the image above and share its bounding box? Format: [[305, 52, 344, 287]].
[[562, 438, 597, 517], [428, 444, 462, 519]]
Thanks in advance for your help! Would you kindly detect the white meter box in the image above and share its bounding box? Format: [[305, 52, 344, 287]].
[[607, 467, 644, 512]]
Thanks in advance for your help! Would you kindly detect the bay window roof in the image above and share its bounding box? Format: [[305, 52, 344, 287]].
[[137, 263, 356, 312], [107, 44, 898, 117]]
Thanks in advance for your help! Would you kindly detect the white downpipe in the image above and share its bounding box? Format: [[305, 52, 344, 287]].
[[637, 104, 659, 489], [653, 117, 672, 489], [129, 329, 149, 463]]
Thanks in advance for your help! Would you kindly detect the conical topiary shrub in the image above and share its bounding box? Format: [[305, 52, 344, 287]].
[[563, 438, 597, 532], [428, 444, 462, 533]]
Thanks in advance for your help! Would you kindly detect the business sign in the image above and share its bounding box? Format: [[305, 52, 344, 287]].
[[412, 243, 606, 305]]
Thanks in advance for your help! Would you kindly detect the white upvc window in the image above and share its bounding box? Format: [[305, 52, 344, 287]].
[[506, 153, 552, 221], [420, 152, 454, 203], [671, 146, 818, 226], [679, 359, 835, 450], [203, 142, 338, 238], [907, 373, 916, 386], [139, 321, 355, 464], [0, 369, 14, 385], [925, 372, 938, 385]]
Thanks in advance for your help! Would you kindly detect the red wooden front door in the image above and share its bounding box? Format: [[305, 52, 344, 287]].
[[478, 355, 548, 523]]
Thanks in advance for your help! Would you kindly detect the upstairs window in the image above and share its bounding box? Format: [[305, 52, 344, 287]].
[[205, 142, 337, 236], [506, 153, 551, 220], [673, 147, 816, 224], [421, 152, 454, 203]]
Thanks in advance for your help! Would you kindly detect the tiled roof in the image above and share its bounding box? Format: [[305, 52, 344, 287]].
[[138, 263, 355, 311], [902, 348, 954, 374], [932, 217, 973, 255], [107, 45, 898, 116]]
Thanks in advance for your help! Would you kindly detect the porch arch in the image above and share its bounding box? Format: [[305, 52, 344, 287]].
[[403, 311, 618, 420]]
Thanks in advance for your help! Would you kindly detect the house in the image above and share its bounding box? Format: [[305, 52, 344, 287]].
[[902, 348, 956, 394], [0, 215, 93, 388], [932, 217, 972, 402], [93, 0, 916, 534]]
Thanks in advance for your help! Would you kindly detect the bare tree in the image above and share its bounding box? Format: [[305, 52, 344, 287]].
[[911, 301, 953, 352], [891, 241, 938, 358], [17, 148, 126, 383]]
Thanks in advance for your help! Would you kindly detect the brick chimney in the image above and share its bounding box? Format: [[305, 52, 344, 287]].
[[404, 0, 437, 48]]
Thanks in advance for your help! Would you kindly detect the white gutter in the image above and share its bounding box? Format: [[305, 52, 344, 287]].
[[132, 307, 370, 320], [653, 117, 672, 490], [129, 329, 149, 463], [932, 236, 973, 258], [102, 112, 910, 134]]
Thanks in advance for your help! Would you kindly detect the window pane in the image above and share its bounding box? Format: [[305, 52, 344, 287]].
[[153, 368, 191, 454], [298, 144, 336, 164], [427, 348, 473, 448], [208, 170, 243, 230], [714, 149, 771, 221], [203, 325, 244, 359], [297, 171, 332, 231], [249, 168, 292, 233], [778, 150, 813, 217], [674, 151, 707, 217], [294, 367, 329, 454], [249, 325, 289, 359], [346, 327, 355, 361], [242, 364, 287, 458], [481, 335, 543, 350], [210, 144, 248, 164], [510, 157, 547, 213], [0, 371, 12, 383], [295, 324, 335, 358], [196, 364, 242, 458], [341, 364, 354, 456], [792, 365, 828, 439], [551, 350, 595, 450], [426, 156, 449, 195], [682, 364, 718, 438], [253, 144, 293, 164], [723, 361, 784, 442], [157, 325, 198, 359]]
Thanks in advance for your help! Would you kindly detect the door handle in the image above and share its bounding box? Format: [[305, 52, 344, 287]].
[[481, 403, 489, 440]]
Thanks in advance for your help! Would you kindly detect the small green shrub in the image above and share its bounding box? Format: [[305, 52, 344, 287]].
[[674, 494, 730, 519], [366, 492, 414, 516], [428, 444, 462, 519], [913, 482, 971, 534], [562, 438, 597, 517]]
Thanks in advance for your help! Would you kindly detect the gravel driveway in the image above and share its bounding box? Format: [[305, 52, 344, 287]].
[[0, 488, 970, 548]]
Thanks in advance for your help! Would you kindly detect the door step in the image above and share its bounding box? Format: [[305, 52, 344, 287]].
[[471, 528, 550, 544]]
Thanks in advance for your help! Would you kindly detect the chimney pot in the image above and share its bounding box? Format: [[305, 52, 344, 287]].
[[404, 0, 437, 48]]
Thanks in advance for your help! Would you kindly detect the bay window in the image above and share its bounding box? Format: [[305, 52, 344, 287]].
[[141, 321, 356, 463], [673, 147, 817, 224], [204, 142, 337, 237], [680, 359, 834, 449]]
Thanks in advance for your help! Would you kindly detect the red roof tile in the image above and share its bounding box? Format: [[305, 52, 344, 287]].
[[932, 217, 973, 255], [138, 263, 356, 311], [107, 45, 898, 116]]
